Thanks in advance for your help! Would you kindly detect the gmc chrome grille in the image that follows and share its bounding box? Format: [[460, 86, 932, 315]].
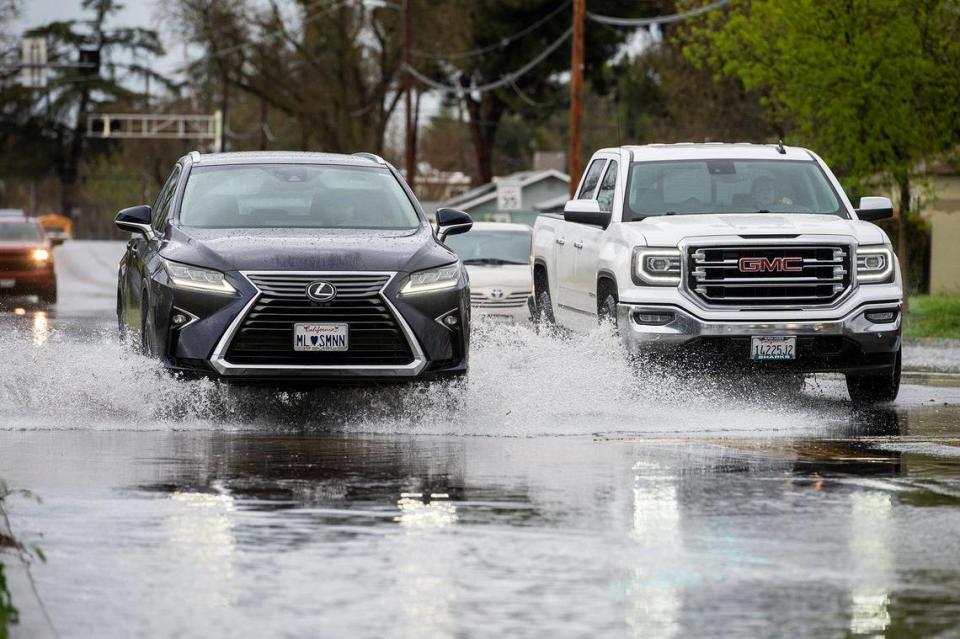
[[224, 273, 414, 366], [687, 245, 851, 307]]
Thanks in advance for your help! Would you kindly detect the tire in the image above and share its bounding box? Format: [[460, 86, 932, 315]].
[[533, 269, 555, 326], [597, 287, 618, 329], [846, 347, 901, 404], [140, 293, 154, 356], [39, 283, 57, 305]]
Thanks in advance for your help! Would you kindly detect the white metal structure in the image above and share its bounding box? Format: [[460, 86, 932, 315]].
[[532, 143, 903, 402], [86, 113, 219, 141]]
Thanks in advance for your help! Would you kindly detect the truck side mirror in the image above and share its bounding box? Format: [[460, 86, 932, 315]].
[[564, 199, 611, 228], [436, 208, 473, 242], [856, 196, 894, 222], [115, 205, 155, 239]]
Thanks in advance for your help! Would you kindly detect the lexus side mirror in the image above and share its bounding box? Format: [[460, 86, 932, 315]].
[[436, 208, 473, 242], [115, 205, 155, 239], [856, 196, 894, 222], [564, 199, 611, 228]]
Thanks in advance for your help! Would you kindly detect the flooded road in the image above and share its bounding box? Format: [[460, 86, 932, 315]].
[[3, 291, 960, 637]]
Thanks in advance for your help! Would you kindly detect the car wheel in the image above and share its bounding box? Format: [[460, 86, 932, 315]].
[[846, 347, 901, 404], [39, 284, 57, 306], [140, 293, 154, 356], [598, 290, 618, 329], [535, 289, 555, 326]]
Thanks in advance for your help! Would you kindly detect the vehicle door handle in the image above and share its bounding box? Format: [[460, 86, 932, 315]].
[[556, 238, 566, 246], [574, 241, 584, 249]]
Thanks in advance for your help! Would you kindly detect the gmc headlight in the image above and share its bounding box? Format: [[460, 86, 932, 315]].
[[634, 248, 681, 285], [856, 246, 894, 284], [400, 263, 461, 295], [162, 259, 236, 294]]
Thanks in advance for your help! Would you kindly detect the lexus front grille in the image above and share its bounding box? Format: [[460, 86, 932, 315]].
[[687, 245, 851, 307], [223, 273, 415, 366]]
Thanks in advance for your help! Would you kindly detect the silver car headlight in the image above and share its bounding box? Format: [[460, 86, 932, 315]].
[[634, 248, 682, 286], [400, 263, 461, 295], [162, 258, 237, 294], [856, 245, 894, 284]]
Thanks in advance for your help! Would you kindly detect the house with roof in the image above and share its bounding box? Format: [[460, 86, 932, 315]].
[[434, 169, 570, 227]]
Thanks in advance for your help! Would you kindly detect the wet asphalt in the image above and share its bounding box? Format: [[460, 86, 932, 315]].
[[2, 299, 960, 638]]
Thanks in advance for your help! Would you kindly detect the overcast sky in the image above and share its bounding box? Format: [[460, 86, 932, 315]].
[[14, 0, 184, 76]]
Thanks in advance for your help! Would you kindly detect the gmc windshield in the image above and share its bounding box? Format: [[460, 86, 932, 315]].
[[623, 159, 845, 221]]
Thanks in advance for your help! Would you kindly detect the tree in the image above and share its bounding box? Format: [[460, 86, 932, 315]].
[[416, 0, 654, 185], [9, 0, 170, 216], [681, 0, 960, 290]]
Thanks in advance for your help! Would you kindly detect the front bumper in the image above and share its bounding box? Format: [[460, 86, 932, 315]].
[[617, 301, 901, 373], [154, 270, 470, 383], [0, 268, 56, 296]]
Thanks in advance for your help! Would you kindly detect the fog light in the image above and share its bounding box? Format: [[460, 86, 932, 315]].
[[443, 314, 459, 327], [634, 311, 674, 325], [865, 310, 898, 323]]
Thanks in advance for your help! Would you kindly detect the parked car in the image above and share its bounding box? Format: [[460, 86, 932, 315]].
[[444, 222, 533, 324], [116, 151, 473, 383], [0, 216, 57, 304], [533, 143, 902, 403]]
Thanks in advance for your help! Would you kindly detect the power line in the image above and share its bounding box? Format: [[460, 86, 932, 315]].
[[403, 27, 572, 95], [586, 0, 729, 27], [411, 1, 570, 61]]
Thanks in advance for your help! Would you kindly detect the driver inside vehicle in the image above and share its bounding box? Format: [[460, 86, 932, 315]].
[[750, 175, 777, 210]]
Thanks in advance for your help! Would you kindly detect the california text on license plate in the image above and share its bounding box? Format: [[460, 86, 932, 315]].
[[294, 323, 348, 351], [750, 336, 796, 361]]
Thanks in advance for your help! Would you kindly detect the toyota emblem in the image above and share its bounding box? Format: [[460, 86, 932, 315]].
[[306, 281, 337, 302], [489, 288, 505, 299]]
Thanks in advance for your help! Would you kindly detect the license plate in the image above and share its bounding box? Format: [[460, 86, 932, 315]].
[[0, 279, 14, 288], [751, 336, 796, 361], [294, 323, 348, 351]]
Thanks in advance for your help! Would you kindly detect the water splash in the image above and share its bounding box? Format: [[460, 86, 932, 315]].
[[0, 316, 845, 436]]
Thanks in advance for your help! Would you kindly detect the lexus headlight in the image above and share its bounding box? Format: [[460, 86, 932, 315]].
[[856, 246, 894, 284], [400, 263, 461, 295], [634, 248, 681, 285], [162, 259, 236, 294]]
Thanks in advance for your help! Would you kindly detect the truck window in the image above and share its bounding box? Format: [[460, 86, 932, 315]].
[[596, 161, 618, 212], [577, 159, 606, 199]]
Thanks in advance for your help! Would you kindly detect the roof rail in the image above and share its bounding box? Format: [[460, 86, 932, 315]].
[[352, 152, 386, 164], [189, 150, 201, 163]]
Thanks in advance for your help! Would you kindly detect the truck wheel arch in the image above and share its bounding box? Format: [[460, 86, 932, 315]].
[[597, 271, 618, 301]]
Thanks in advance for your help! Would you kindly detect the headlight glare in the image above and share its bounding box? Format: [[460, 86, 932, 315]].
[[163, 259, 236, 294], [634, 248, 681, 285], [856, 246, 894, 284], [32, 248, 50, 263], [401, 263, 461, 294]]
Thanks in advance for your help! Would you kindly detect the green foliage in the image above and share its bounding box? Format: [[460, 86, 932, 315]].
[[681, 0, 960, 191], [0, 563, 17, 639], [904, 295, 960, 339]]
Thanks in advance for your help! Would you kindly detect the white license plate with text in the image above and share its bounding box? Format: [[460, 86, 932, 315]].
[[0, 279, 15, 289], [750, 336, 796, 361], [294, 323, 349, 351]]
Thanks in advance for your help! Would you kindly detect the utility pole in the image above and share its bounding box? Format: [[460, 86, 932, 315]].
[[403, 0, 416, 192], [569, 0, 585, 198]]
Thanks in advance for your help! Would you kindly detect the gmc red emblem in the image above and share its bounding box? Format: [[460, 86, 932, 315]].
[[738, 256, 803, 273]]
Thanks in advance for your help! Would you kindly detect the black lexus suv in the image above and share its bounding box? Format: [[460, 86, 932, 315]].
[[115, 151, 473, 383]]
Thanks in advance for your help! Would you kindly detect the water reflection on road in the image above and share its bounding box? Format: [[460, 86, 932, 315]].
[[3, 424, 960, 638]]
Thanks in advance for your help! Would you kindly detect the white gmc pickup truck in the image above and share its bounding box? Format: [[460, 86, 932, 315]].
[[533, 143, 902, 403]]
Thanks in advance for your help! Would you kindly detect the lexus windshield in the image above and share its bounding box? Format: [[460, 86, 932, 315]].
[[623, 159, 845, 221], [445, 230, 532, 265], [179, 164, 421, 230]]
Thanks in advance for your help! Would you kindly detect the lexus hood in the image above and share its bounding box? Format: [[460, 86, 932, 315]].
[[160, 225, 456, 273], [630, 214, 887, 246]]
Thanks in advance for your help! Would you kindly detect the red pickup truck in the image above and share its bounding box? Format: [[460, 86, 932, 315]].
[[0, 216, 57, 304]]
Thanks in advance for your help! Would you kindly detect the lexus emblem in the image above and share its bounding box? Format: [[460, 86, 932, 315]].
[[306, 281, 337, 302], [489, 288, 505, 299]]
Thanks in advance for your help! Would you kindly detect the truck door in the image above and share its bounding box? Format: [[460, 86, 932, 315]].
[[555, 158, 606, 327], [570, 159, 618, 321]]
